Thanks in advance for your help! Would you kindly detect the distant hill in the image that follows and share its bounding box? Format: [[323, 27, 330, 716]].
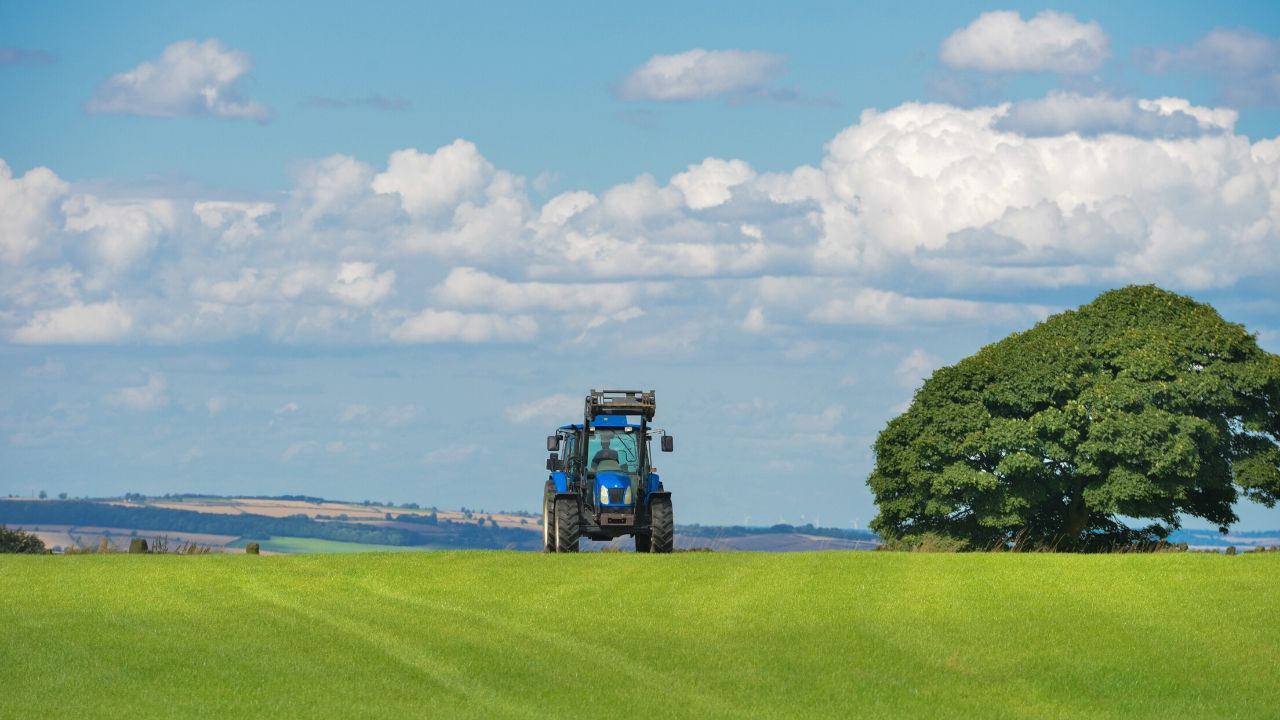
[[0, 495, 881, 553]]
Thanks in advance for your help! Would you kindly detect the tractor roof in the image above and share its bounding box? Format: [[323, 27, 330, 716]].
[[559, 414, 639, 431]]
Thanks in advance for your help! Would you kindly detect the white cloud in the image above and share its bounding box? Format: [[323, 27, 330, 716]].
[[0, 160, 68, 263], [87, 39, 271, 121], [941, 10, 1110, 74], [12, 301, 133, 344], [670, 158, 756, 210], [506, 394, 580, 424], [4, 91, 1280, 346], [111, 372, 167, 411], [372, 140, 494, 216], [434, 267, 648, 313], [895, 349, 943, 388], [390, 308, 537, 343], [274, 401, 299, 415], [206, 395, 227, 416], [997, 92, 1232, 138], [61, 195, 178, 271], [617, 49, 786, 101], [328, 262, 395, 307], [193, 201, 275, 247], [1140, 29, 1280, 106]]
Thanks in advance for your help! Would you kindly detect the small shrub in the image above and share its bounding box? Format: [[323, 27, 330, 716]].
[[245, 542, 260, 555], [129, 538, 148, 554], [879, 532, 969, 552], [0, 525, 47, 554], [1225, 546, 1237, 556]]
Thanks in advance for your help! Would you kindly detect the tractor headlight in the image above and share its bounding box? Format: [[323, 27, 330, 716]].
[[599, 486, 609, 505], [623, 487, 632, 505]]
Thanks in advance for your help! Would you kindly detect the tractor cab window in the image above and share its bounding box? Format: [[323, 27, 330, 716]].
[[587, 428, 640, 474]]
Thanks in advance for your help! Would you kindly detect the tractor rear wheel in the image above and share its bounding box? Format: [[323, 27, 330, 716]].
[[649, 496, 673, 553], [555, 497, 580, 553], [541, 481, 555, 553]]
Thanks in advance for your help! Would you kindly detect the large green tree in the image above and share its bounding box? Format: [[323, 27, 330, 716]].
[[869, 286, 1280, 550]]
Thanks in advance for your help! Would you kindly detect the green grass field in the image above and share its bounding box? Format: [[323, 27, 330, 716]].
[[3, 552, 1277, 719]]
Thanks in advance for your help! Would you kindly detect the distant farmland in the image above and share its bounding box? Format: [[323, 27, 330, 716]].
[[0, 496, 880, 553], [3, 552, 1277, 719]]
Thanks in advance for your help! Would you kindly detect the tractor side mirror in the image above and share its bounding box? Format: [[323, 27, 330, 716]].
[[661, 435, 674, 452], [546, 435, 560, 452], [546, 455, 562, 472]]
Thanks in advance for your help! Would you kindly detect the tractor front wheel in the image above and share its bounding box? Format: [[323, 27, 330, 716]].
[[541, 481, 555, 553], [555, 497, 580, 553], [649, 496, 673, 553]]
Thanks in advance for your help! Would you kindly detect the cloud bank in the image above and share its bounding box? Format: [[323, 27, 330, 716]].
[[2, 94, 1278, 349]]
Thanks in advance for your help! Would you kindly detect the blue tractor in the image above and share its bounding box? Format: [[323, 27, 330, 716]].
[[542, 389, 676, 552]]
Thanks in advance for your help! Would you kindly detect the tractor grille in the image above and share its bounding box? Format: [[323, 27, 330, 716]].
[[607, 488, 626, 504]]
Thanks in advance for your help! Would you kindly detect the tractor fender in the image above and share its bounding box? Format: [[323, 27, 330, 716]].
[[549, 471, 569, 493], [645, 490, 671, 507]]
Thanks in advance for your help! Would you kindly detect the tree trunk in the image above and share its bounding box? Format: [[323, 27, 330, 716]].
[[1062, 477, 1088, 545]]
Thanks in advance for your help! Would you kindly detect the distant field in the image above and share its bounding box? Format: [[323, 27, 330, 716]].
[[229, 536, 434, 554], [3, 553, 1277, 719]]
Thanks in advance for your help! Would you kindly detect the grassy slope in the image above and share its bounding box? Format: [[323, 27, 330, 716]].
[[3, 553, 1277, 719]]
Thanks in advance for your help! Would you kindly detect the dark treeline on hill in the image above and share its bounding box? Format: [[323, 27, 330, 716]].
[[680, 524, 878, 542], [0, 501, 535, 549], [869, 285, 1280, 552]]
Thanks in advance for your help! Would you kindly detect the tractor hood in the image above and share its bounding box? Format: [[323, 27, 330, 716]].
[[594, 471, 633, 507]]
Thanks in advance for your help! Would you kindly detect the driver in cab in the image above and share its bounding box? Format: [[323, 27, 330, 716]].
[[592, 433, 620, 470]]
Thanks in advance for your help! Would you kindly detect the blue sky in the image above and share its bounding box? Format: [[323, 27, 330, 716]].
[[3, 1, 1280, 530]]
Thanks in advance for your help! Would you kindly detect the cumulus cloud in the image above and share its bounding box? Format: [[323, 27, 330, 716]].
[[506, 393, 580, 424], [670, 158, 756, 210], [87, 39, 270, 121], [390, 309, 537, 343], [941, 10, 1110, 74], [62, 195, 178, 272], [111, 373, 167, 410], [810, 288, 1043, 326], [12, 301, 134, 344], [328, 262, 395, 307], [372, 140, 494, 216], [997, 93, 1233, 138], [1139, 29, 1280, 106], [617, 49, 787, 101], [0, 160, 68, 263], [434, 267, 651, 313], [193, 201, 275, 247]]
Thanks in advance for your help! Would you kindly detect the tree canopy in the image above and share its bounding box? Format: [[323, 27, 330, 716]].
[[868, 285, 1280, 550]]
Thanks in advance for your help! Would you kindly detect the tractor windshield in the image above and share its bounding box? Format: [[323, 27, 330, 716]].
[[587, 428, 643, 474]]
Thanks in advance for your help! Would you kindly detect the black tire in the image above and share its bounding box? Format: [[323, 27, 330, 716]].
[[649, 496, 673, 553], [541, 480, 555, 553], [555, 497, 580, 553], [634, 532, 651, 553]]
